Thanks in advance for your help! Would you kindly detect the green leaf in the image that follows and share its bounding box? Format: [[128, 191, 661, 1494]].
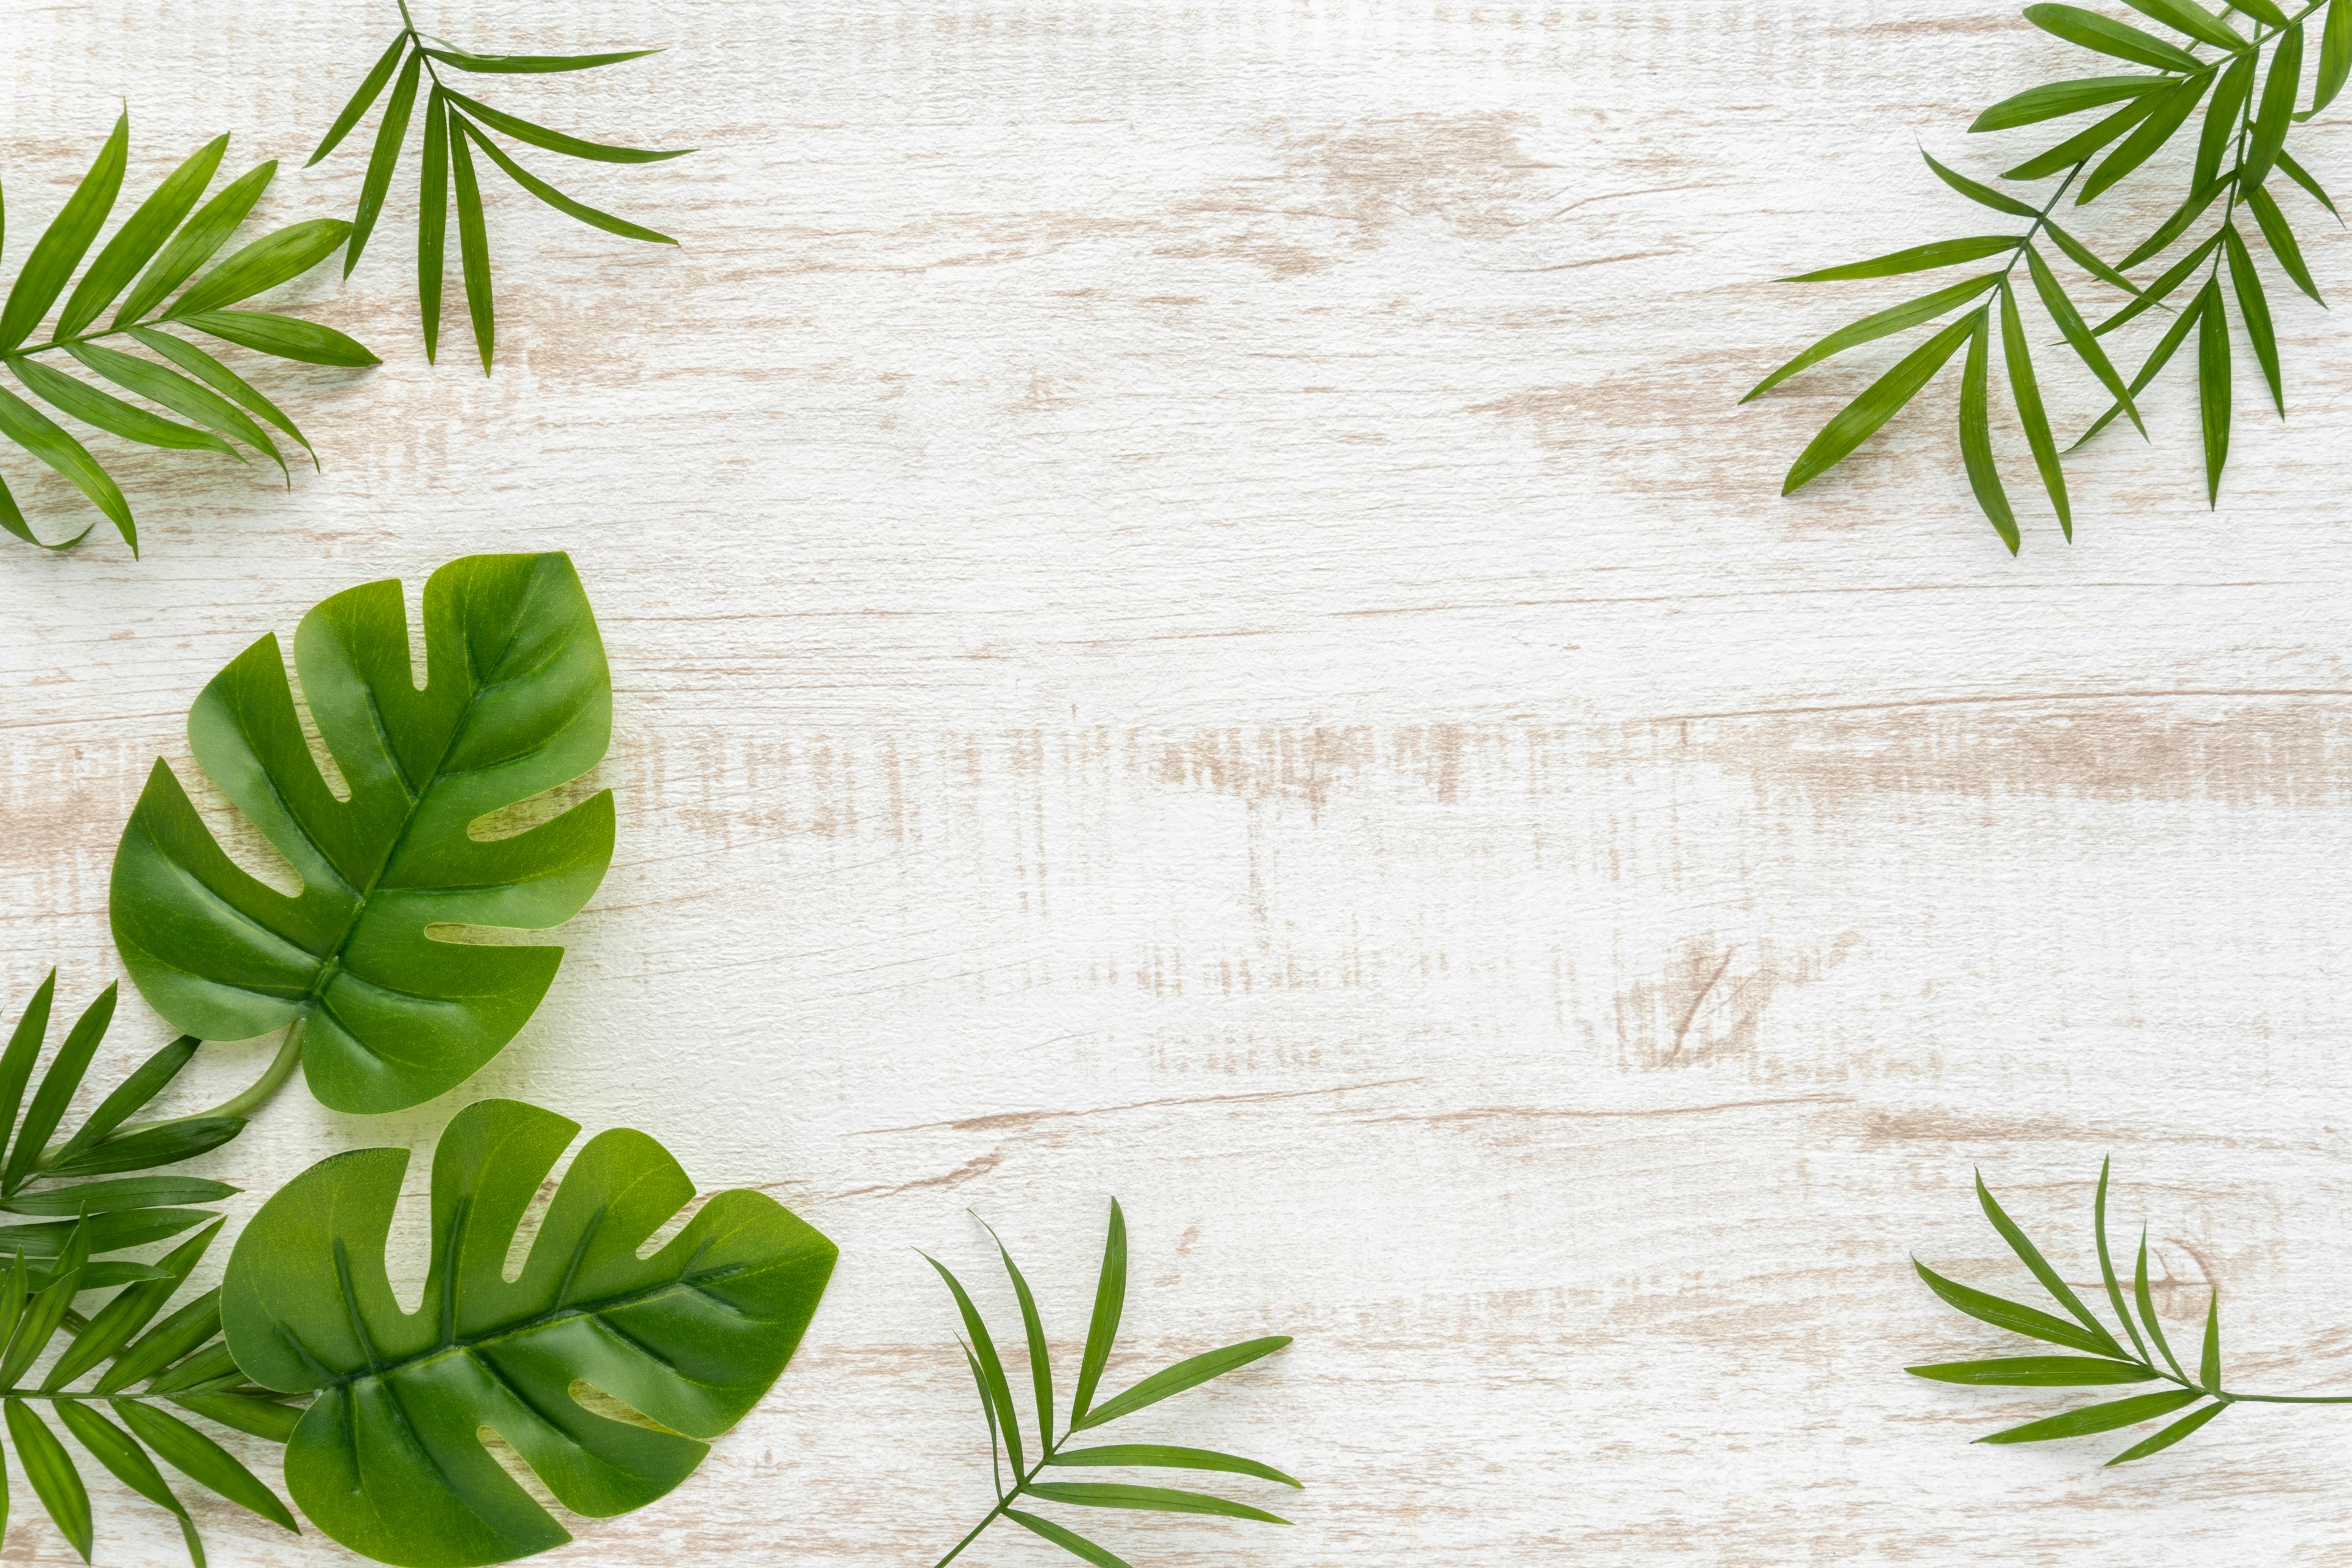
[[114, 161, 276, 329], [56, 136, 228, 339], [2024, 4, 2206, 70], [310, 34, 411, 165], [1025, 1482, 1291, 1525], [2307, 0, 2352, 118], [1958, 309, 2019, 553], [43, 1119, 244, 1181], [2119, 170, 2234, 270], [1076, 1336, 1292, 1431], [1744, 274, 2002, 402], [2093, 1158, 2152, 1364], [2119, 0, 2247, 50], [1779, 314, 1977, 495], [1781, 235, 2022, 282], [111, 1401, 296, 1530], [420, 88, 450, 363], [1907, 1355, 2157, 1385], [2224, 225, 2285, 414], [176, 309, 380, 368], [349, 47, 424, 275], [44, 1222, 220, 1390], [64, 342, 285, 472], [2092, 230, 2223, 335], [0, 1228, 87, 1387], [2005, 93, 2165, 179], [2195, 53, 2256, 192], [0, 111, 128, 352], [961, 1340, 1005, 1493], [1072, 1198, 1128, 1425], [0, 1176, 234, 1218], [2105, 1399, 2228, 1463], [2043, 218, 2142, 293], [0, 1208, 208, 1262], [1974, 1171, 2125, 1352], [2199, 1292, 2222, 1392], [0, 469, 91, 551], [1006, 1508, 1138, 1568], [125, 328, 314, 461], [1972, 74, 2168, 131], [0, 384, 135, 549], [11, 358, 238, 459], [1921, 150, 2043, 217], [450, 121, 495, 373], [2195, 276, 2231, 503], [440, 90, 693, 164], [2275, 149, 2340, 216], [7, 1398, 95, 1560], [2079, 69, 2211, 204], [1049, 1445, 1303, 1485], [41, 1033, 200, 1182], [2134, 1226, 2193, 1382], [422, 45, 665, 74], [170, 219, 353, 317], [0, 973, 61, 1175], [110, 554, 615, 1114], [2247, 184, 2324, 301], [51, 1399, 202, 1567], [1977, 1387, 2204, 1444], [1912, 1256, 2121, 1355], [2245, 21, 2306, 189], [221, 1098, 837, 1568], [2236, 0, 2291, 26], [1999, 281, 2072, 540], [460, 125, 679, 246], [981, 1219, 1055, 1452], [160, 1390, 302, 1444], [925, 1254, 1025, 1472], [2, 984, 114, 1193], [2071, 284, 2206, 448]]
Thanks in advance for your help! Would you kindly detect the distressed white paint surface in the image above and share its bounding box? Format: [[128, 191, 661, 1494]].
[[6, 1, 2352, 1563]]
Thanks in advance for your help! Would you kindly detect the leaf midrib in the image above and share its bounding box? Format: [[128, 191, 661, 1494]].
[[298, 1258, 754, 1392], [289, 590, 538, 1014]]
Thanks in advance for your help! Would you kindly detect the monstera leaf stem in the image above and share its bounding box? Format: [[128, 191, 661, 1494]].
[[32, 1019, 311, 1178]]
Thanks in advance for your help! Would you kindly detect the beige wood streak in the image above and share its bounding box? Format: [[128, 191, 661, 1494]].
[[7, 0, 2352, 1562]]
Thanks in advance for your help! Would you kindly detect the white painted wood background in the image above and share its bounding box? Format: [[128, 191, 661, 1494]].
[[6, 0, 2352, 1562]]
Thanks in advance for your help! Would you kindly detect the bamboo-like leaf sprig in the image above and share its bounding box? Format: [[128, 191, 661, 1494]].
[[926, 1199, 1298, 1568], [1910, 1158, 2352, 1464], [310, 0, 693, 372], [0, 112, 377, 554], [1749, 0, 2351, 549]]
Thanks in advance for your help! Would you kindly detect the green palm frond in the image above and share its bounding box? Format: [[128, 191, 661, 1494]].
[[311, 1, 692, 372], [0, 1216, 299, 1564], [0, 112, 376, 555], [927, 1200, 1298, 1568], [1751, 0, 2350, 549], [0, 972, 251, 1283], [0, 974, 296, 1562], [1910, 1158, 2352, 1464]]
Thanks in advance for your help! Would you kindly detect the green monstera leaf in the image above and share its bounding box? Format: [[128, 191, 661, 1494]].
[[219, 1098, 837, 1568], [110, 553, 614, 1115]]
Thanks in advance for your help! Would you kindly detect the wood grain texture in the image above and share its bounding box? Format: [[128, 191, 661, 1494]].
[[6, 0, 2352, 1562]]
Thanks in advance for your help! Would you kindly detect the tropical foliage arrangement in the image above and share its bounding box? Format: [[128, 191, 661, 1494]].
[[927, 1200, 1298, 1568], [1751, 0, 2350, 550], [0, 554, 853, 1566], [1910, 1160, 2352, 1463], [311, 1, 690, 371], [0, 113, 375, 554]]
